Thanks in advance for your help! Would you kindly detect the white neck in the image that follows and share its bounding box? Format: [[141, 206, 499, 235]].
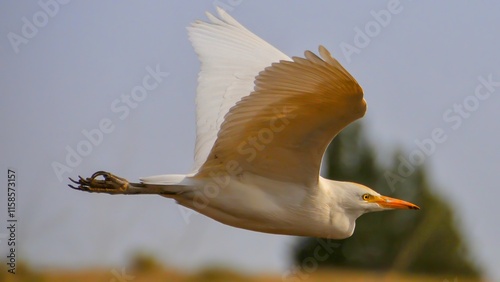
[[318, 177, 365, 239]]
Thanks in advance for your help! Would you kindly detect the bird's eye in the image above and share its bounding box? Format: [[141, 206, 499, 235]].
[[362, 194, 371, 201]]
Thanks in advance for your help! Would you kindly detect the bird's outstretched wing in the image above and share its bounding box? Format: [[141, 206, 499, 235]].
[[196, 46, 366, 187], [188, 7, 290, 172]]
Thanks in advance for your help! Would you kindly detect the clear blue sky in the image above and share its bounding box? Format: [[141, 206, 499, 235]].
[[1, 1, 499, 280]]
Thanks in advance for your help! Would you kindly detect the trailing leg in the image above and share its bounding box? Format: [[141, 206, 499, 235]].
[[68, 171, 178, 195]]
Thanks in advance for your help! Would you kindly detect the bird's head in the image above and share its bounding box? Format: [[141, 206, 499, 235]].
[[337, 182, 420, 215], [320, 180, 420, 239]]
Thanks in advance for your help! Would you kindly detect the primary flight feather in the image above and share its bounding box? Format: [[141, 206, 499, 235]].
[[69, 7, 419, 239]]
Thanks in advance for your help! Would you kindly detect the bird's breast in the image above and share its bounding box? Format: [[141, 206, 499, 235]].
[[175, 174, 354, 238]]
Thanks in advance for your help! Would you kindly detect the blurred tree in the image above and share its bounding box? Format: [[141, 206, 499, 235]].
[[292, 122, 481, 277], [129, 251, 162, 273]]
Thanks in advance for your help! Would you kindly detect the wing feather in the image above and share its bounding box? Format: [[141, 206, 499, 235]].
[[188, 7, 290, 172], [196, 46, 366, 186]]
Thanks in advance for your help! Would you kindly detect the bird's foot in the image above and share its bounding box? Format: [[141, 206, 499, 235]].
[[68, 171, 130, 194]]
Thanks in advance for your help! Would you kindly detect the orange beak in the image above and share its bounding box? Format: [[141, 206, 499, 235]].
[[373, 195, 420, 210]]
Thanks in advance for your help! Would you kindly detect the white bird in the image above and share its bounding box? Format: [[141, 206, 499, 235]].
[[70, 8, 419, 239]]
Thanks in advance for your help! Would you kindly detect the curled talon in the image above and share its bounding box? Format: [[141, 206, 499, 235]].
[[91, 171, 109, 179], [68, 176, 88, 191], [69, 177, 80, 185], [68, 177, 83, 190], [68, 171, 129, 194], [78, 175, 88, 184]]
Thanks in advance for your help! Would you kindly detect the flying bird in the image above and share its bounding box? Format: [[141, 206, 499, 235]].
[[70, 8, 419, 239]]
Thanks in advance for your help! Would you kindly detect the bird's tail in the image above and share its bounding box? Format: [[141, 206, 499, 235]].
[[139, 174, 194, 195]]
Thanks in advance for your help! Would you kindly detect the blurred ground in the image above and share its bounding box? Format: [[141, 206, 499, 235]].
[[0, 263, 486, 282]]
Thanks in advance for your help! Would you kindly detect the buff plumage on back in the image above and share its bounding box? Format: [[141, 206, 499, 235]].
[[196, 46, 366, 186], [188, 7, 290, 172]]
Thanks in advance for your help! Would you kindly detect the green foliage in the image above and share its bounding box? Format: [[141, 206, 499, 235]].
[[293, 122, 481, 277]]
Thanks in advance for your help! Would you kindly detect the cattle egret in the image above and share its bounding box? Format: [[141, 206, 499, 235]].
[[69, 8, 419, 239]]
